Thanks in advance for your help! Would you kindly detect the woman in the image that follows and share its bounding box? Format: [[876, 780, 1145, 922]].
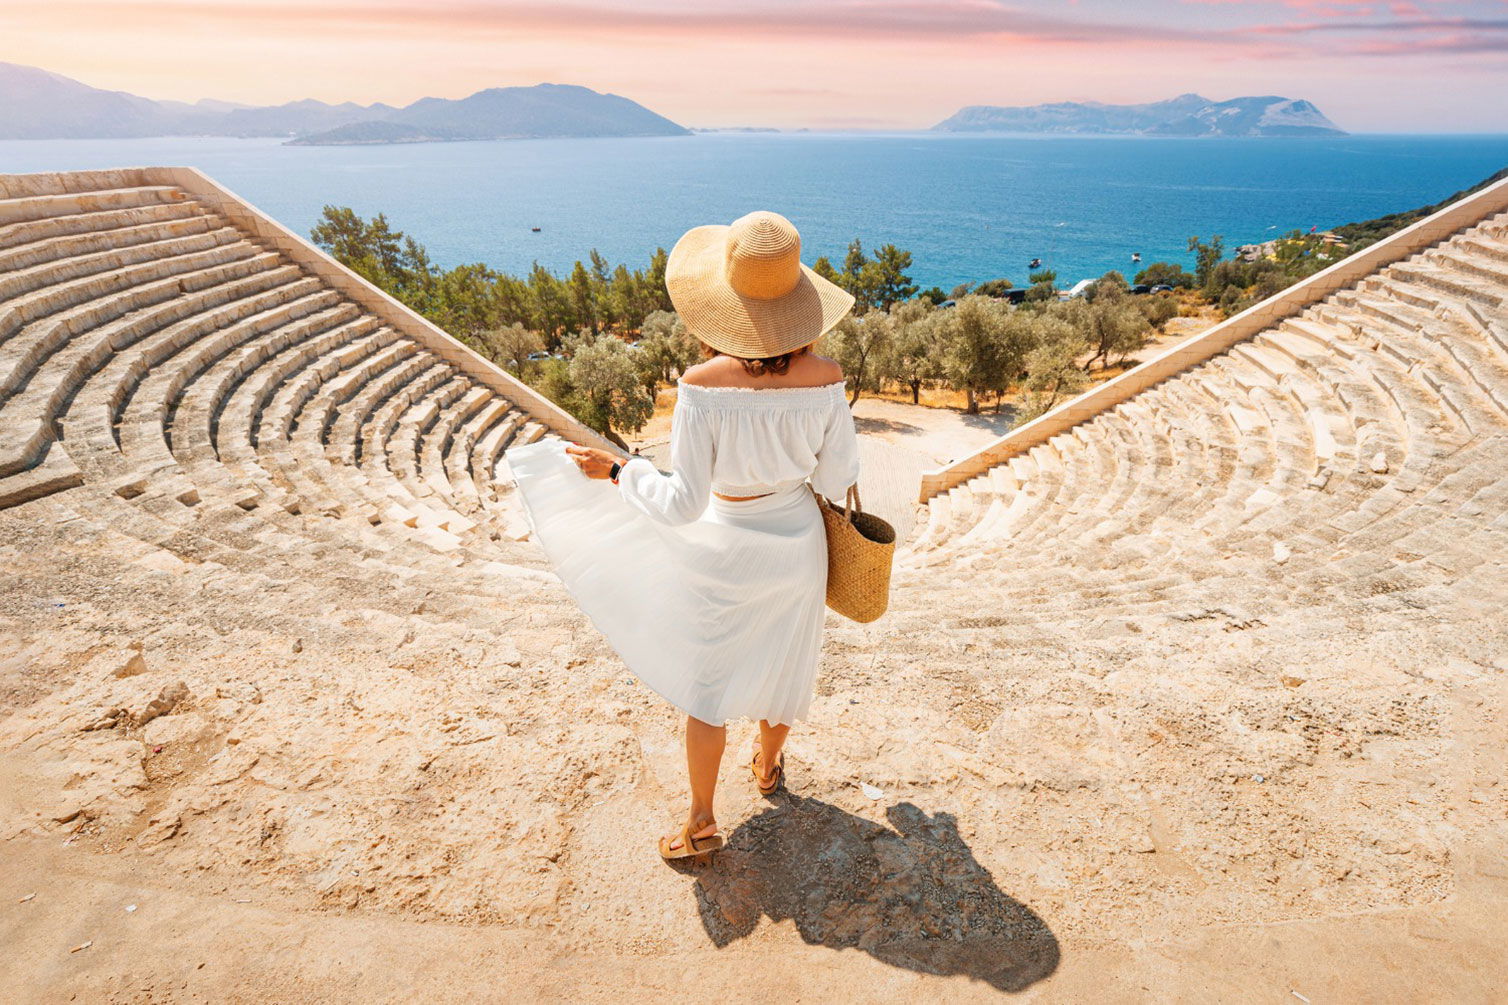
[[505, 210, 860, 861]]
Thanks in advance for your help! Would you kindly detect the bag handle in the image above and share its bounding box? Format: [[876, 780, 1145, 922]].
[[842, 484, 862, 522], [814, 483, 863, 522]]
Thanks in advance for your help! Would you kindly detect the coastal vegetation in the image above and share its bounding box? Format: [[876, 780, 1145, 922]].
[[311, 176, 1472, 439]]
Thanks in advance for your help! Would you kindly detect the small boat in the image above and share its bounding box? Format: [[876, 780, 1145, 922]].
[[531, 226, 542, 233]]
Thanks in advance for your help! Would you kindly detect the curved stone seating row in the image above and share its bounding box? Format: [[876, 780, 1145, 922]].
[[904, 212, 1508, 631], [0, 171, 579, 587]]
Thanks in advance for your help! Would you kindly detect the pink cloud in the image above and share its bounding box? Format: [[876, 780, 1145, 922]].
[[26, 0, 1259, 47]]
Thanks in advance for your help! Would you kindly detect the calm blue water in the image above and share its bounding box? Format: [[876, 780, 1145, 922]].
[[3, 133, 1506, 290]]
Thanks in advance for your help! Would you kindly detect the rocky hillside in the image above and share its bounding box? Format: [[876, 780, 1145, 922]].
[[0, 62, 688, 143], [291, 84, 691, 145], [933, 93, 1345, 137]]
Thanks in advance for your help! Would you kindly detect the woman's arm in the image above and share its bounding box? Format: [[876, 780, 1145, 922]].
[[568, 397, 713, 526], [810, 391, 861, 499]]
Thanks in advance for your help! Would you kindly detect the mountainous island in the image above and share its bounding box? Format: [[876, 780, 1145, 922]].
[[0, 62, 690, 144], [932, 93, 1345, 137]]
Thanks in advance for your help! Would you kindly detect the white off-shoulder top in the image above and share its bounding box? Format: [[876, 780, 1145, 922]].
[[616, 380, 861, 526]]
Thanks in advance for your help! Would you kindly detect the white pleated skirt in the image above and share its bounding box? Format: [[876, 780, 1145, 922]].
[[504, 439, 828, 727]]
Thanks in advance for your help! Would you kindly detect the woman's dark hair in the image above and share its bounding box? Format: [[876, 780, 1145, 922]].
[[699, 341, 809, 377]]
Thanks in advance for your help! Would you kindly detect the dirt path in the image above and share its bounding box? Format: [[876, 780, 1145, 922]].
[[6, 832, 1504, 1002]]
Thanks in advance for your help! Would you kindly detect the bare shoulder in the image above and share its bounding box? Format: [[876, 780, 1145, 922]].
[[804, 352, 844, 383], [679, 357, 731, 386]]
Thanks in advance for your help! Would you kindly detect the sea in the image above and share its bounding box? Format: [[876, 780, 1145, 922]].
[[3, 132, 1506, 291]]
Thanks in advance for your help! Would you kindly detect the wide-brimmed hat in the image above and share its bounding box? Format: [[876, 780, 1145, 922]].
[[665, 211, 855, 358]]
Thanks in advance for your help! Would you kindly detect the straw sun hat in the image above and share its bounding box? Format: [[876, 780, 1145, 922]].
[[665, 211, 855, 358]]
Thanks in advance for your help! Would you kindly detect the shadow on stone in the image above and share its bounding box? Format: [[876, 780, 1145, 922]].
[[853, 415, 924, 436], [682, 796, 1060, 992]]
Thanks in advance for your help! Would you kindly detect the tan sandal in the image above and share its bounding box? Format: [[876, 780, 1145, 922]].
[[751, 741, 784, 796], [658, 822, 725, 861]]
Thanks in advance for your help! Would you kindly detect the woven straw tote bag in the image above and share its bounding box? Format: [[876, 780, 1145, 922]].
[[816, 485, 896, 623]]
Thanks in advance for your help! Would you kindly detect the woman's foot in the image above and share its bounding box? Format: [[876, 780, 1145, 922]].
[[751, 740, 783, 795], [660, 808, 717, 851]]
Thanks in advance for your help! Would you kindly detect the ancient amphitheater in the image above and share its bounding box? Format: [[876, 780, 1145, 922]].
[[2, 168, 1506, 1002]]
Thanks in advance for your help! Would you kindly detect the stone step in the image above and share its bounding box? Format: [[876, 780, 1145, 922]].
[[1, 239, 267, 395], [0, 441, 82, 510], [0, 185, 188, 228], [0, 208, 222, 277], [1389, 261, 1505, 311], [324, 348, 433, 467], [0, 198, 209, 253], [0, 224, 242, 306], [2, 259, 298, 480]]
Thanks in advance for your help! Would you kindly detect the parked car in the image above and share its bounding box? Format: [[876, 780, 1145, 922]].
[[1150, 284, 1174, 294], [1129, 284, 1151, 295]]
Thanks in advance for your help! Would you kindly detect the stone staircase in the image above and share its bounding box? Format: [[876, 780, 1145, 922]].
[[0, 169, 607, 574], [899, 206, 1508, 636]]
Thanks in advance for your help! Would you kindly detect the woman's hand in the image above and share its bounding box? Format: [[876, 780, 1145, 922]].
[[565, 444, 620, 480]]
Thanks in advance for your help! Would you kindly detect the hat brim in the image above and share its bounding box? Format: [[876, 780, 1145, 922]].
[[665, 224, 856, 358]]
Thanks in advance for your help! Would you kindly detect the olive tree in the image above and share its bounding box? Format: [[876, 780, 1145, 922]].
[[636, 310, 700, 386], [881, 298, 944, 404], [821, 311, 890, 407], [1016, 314, 1088, 424], [483, 321, 544, 377], [938, 295, 1014, 414], [566, 329, 655, 443]]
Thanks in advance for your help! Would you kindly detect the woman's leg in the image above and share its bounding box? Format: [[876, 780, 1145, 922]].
[[755, 719, 790, 786], [666, 714, 725, 850]]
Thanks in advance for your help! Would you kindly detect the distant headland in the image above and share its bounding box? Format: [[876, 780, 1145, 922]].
[[933, 93, 1345, 137], [0, 62, 690, 144]]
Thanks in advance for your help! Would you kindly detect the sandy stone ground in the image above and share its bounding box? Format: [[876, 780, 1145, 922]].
[[2, 396, 1506, 1002]]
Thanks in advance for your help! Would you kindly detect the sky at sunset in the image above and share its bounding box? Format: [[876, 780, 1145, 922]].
[[3, 0, 1506, 133]]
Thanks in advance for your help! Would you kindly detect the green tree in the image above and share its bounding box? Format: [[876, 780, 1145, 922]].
[[1017, 317, 1088, 424], [528, 263, 572, 344], [974, 277, 1015, 298], [484, 322, 544, 377], [867, 243, 918, 310], [1187, 235, 1225, 291], [601, 263, 635, 330], [310, 206, 407, 288], [1083, 270, 1128, 303], [1133, 262, 1194, 289], [821, 311, 890, 407], [1136, 291, 1179, 329], [567, 260, 597, 333], [429, 263, 499, 345], [1051, 294, 1149, 370], [636, 310, 700, 385], [939, 295, 1012, 414], [643, 247, 673, 316], [491, 273, 534, 328], [818, 239, 917, 313], [1025, 269, 1058, 305], [879, 299, 942, 404], [566, 330, 655, 443]]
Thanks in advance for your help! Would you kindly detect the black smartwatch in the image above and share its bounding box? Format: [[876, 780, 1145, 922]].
[[609, 461, 622, 484]]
